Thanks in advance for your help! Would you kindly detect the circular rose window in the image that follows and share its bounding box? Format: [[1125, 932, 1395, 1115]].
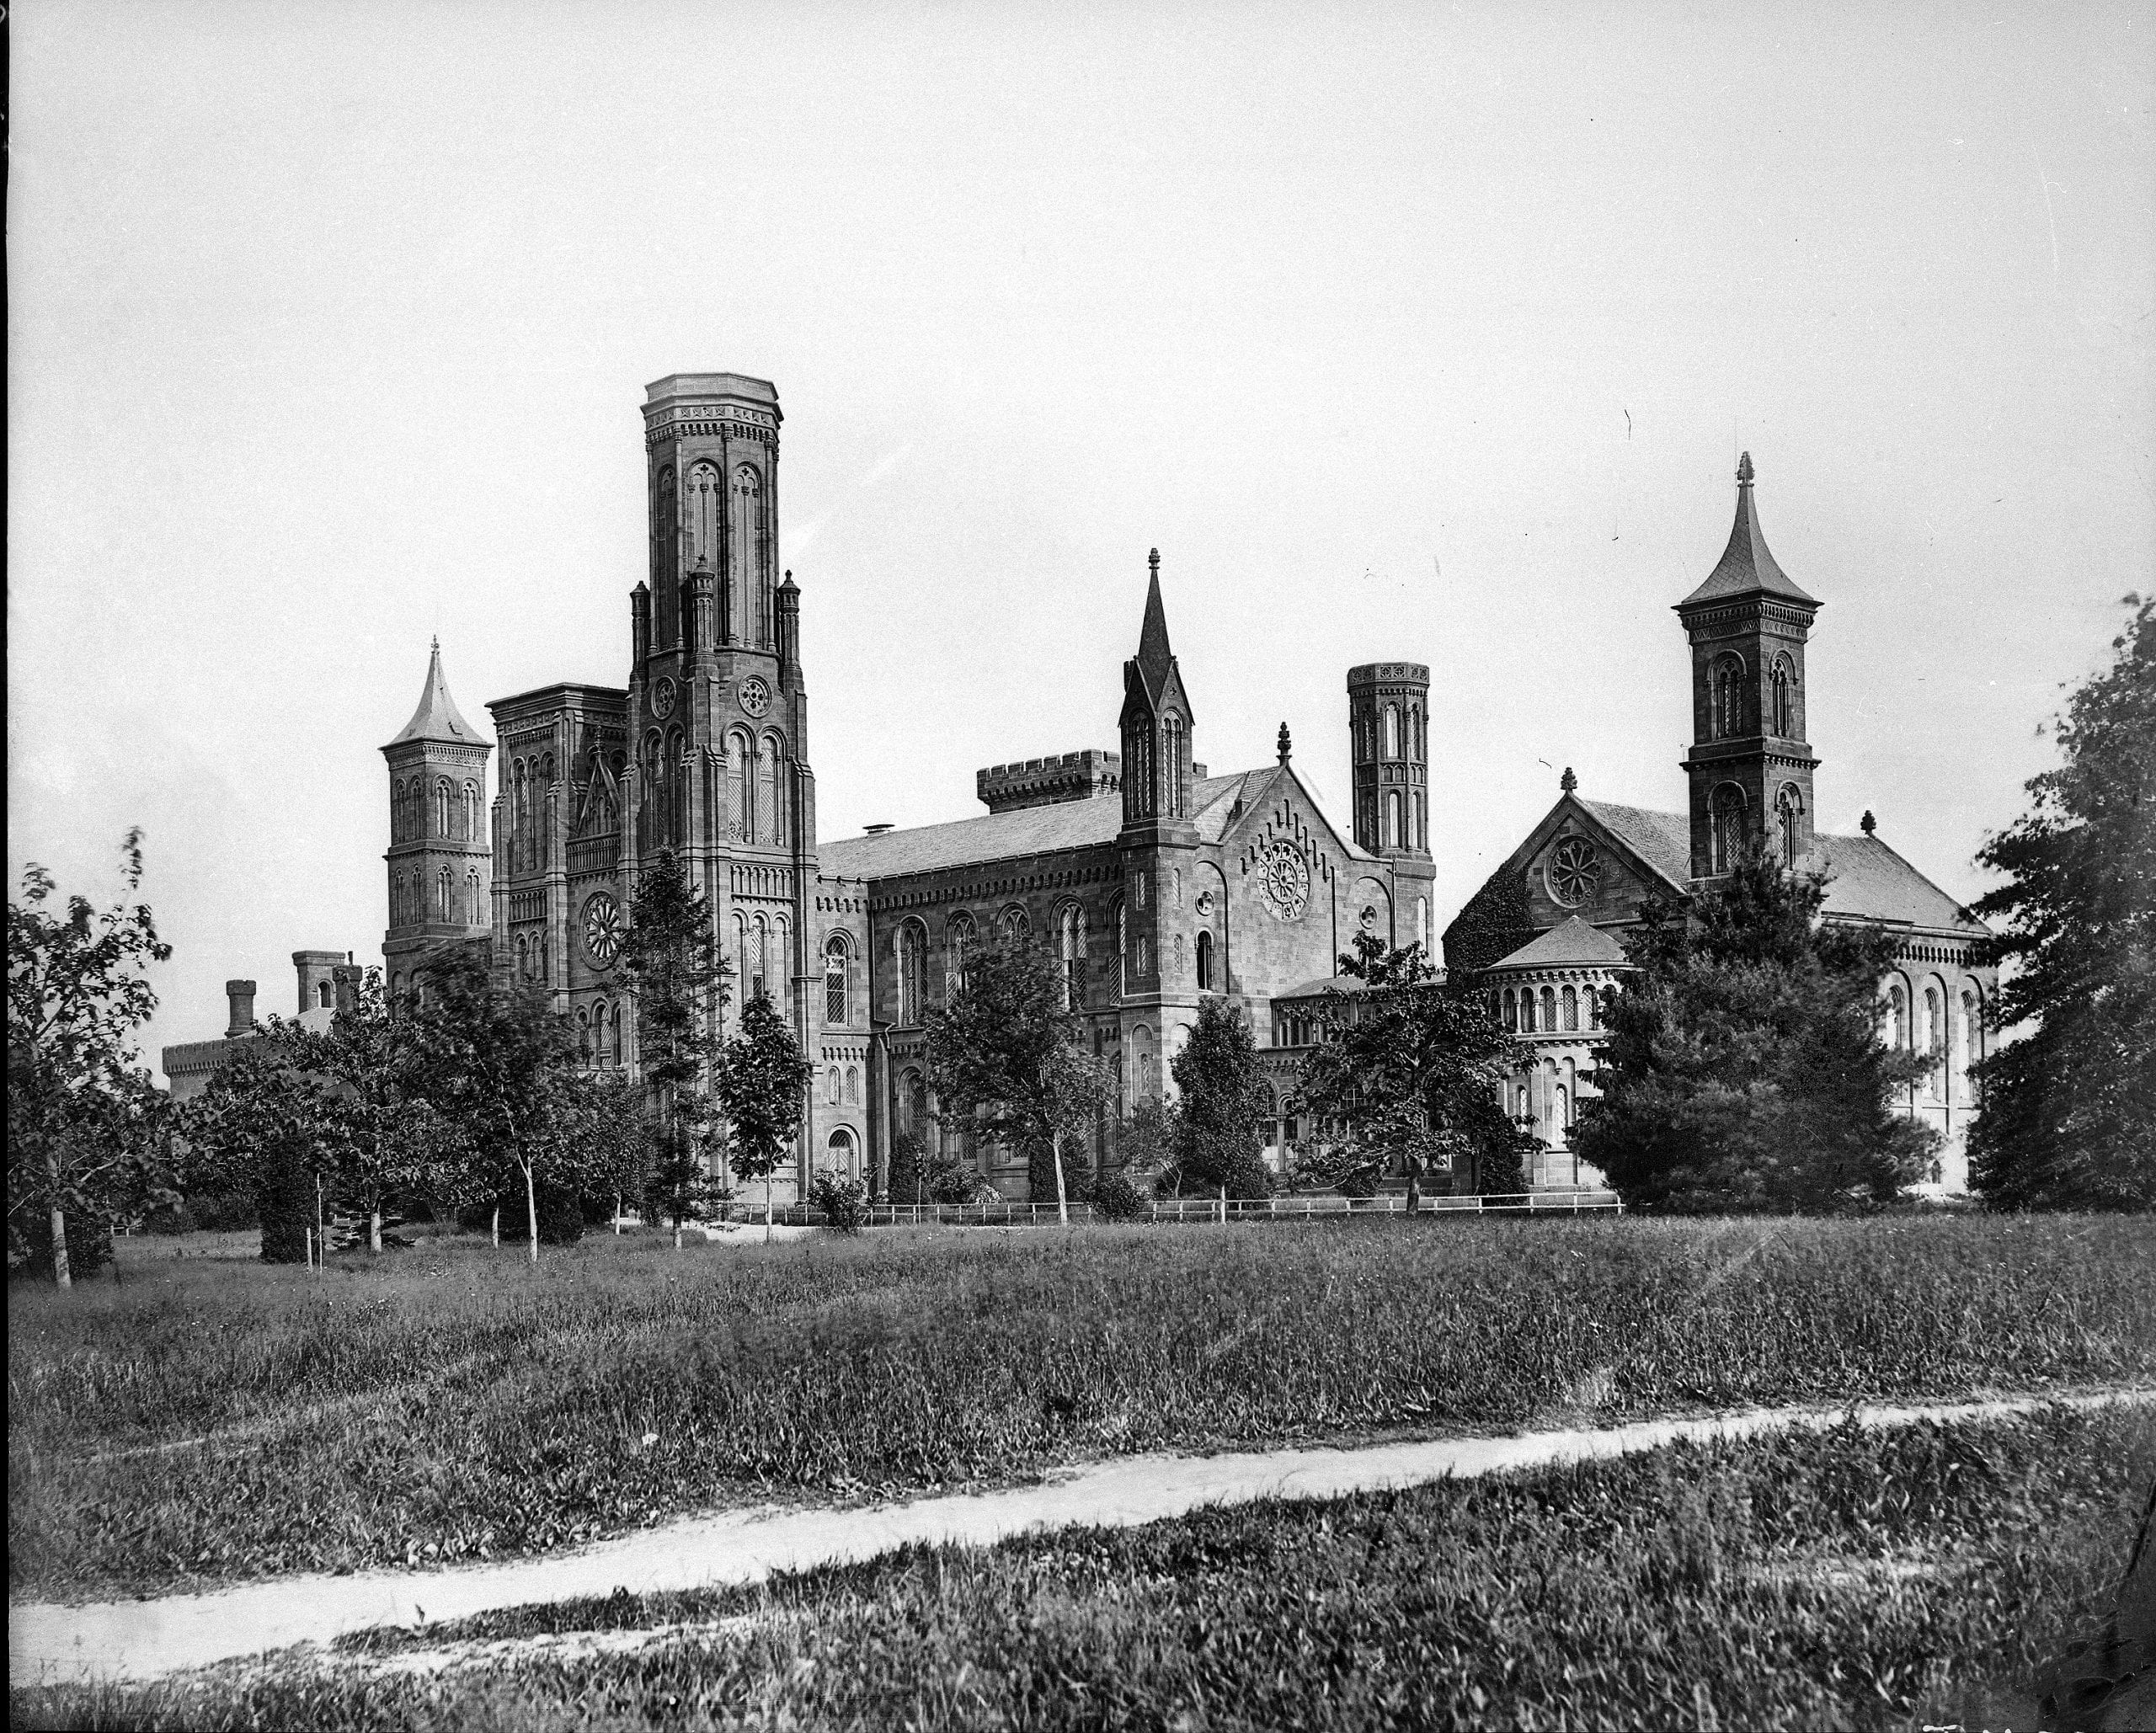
[[1545, 837, 1601, 908], [1258, 841, 1310, 921], [583, 892, 623, 965]]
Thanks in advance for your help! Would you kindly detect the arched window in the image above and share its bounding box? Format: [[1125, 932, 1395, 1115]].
[[760, 735, 783, 848], [1886, 983, 1908, 1049], [899, 921, 927, 1025], [1196, 930, 1214, 991], [1160, 714, 1184, 818], [667, 728, 688, 851], [1711, 655, 1747, 739], [1540, 986, 1557, 1030], [463, 781, 482, 841], [825, 937, 849, 1026], [1414, 792, 1427, 852], [845, 1064, 859, 1101], [1561, 985, 1578, 1031], [1382, 705, 1399, 759], [686, 459, 721, 572], [1710, 784, 1747, 873], [1584, 985, 1602, 1030], [1385, 791, 1403, 849], [1520, 989, 1536, 1032], [1925, 985, 1946, 1096], [318, 980, 333, 1010], [947, 911, 975, 992], [726, 731, 750, 844], [653, 467, 679, 646], [1003, 906, 1028, 942], [467, 871, 482, 926], [825, 1128, 858, 1180], [1961, 987, 1981, 1074], [608, 1003, 623, 1067], [1112, 899, 1127, 999], [515, 935, 529, 978], [1771, 656, 1795, 737], [1776, 784, 1804, 869], [731, 466, 768, 646], [436, 867, 451, 923], [1555, 1086, 1571, 1138], [1502, 988, 1518, 1032], [826, 1066, 841, 1106], [1058, 904, 1082, 1008]]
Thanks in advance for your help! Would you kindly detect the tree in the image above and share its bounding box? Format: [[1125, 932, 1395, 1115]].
[[179, 1032, 336, 1264], [8, 832, 178, 1287], [1576, 851, 1935, 1212], [921, 935, 1112, 1224], [558, 1067, 649, 1232], [617, 851, 730, 1240], [408, 941, 588, 1262], [1967, 596, 2156, 1211], [714, 990, 814, 1240], [1164, 997, 1274, 1200], [1294, 935, 1524, 1202]]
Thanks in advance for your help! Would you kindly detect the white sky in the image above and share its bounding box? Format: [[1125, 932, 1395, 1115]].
[[9, 1, 2152, 1077]]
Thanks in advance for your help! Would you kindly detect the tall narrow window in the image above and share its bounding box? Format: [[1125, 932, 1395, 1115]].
[[759, 737, 782, 847], [463, 781, 481, 840], [825, 938, 849, 1026], [1520, 989, 1536, 1032], [899, 923, 926, 1025], [947, 911, 975, 992], [467, 872, 482, 925], [1711, 785, 1746, 873], [1385, 791, 1403, 849], [1561, 985, 1578, 1031], [1540, 986, 1557, 1030], [1584, 985, 1601, 1030], [1776, 785, 1802, 868], [1383, 705, 1401, 758], [1887, 984, 1908, 1049], [1196, 930, 1214, 990], [1113, 900, 1127, 999], [654, 468, 679, 648], [727, 732, 750, 843], [731, 466, 767, 646], [1502, 988, 1518, 1031], [1925, 986, 1945, 1097], [1058, 904, 1081, 1008], [436, 868, 451, 923], [1771, 658, 1794, 737], [1711, 656, 1747, 739]]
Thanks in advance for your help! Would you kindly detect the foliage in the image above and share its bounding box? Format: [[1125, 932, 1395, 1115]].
[[807, 1171, 869, 1234], [1112, 1097, 1174, 1184], [616, 850, 729, 1221], [1294, 935, 1523, 1194], [1968, 595, 2156, 1210], [24, 1406, 2148, 1732], [1161, 997, 1273, 1199], [179, 1037, 332, 1264], [11, 1213, 2151, 1599], [1091, 1167, 1148, 1221], [714, 991, 814, 1233], [1027, 1135, 1093, 1206], [1441, 867, 1536, 974], [1291, 1140, 1387, 1198], [921, 936, 1111, 1221], [7, 832, 177, 1285], [1577, 852, 1937, 1212]]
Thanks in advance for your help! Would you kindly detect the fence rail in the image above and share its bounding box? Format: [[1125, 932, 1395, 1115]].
[[712, 1191, 1623, 1229]]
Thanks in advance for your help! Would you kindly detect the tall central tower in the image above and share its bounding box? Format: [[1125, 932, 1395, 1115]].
[[631, 374, 819, 1050], [1676, 453, 1822, 878]]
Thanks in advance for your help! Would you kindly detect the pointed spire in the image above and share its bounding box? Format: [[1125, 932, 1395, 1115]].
[[387, 639, 483, 747], [1561, 765, 1577, 794], [1134, 547, 1175, 697], [1677, 449, 1819, 611], [1277, 722, 1292, 765]]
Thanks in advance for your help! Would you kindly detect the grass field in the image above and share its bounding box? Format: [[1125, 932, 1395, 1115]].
[[13, 1403, 2150, 1730], [10, 1213, 2154, 1602]]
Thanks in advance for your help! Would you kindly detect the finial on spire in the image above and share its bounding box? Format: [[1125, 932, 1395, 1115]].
[[1860, 809, 1876, 835], [430, 634, 440, 653], [1737, 451, 1754, 485], [1277, 722, 1292, 765], [1560, 765, 1577, 794], [1148, 547, 1160, 577]]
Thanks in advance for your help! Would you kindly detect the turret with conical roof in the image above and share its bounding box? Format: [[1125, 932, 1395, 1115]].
[[381, 638, 494, 996], [1677, 453, 1822, 879]]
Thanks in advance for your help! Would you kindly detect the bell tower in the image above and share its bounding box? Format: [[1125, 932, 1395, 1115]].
[[381, 639, 494, 996], [1348, 662, 1431, 858], [1676, 453, 1822, 879]]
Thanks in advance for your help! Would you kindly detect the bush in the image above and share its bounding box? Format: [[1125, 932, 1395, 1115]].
[[1092, 1168, 1147, 1222], [808, 1173, 869, 1234], [255, 1140, 317, 1265]]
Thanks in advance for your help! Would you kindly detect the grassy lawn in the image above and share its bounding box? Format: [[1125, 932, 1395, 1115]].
[[13, 1404, 2150, 1730], [9, 1213, 2153, 1602]]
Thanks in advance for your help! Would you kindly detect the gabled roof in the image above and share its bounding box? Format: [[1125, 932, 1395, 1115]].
[[1577, 798, 1693, 892], [1806, 832, 1988, 934], [1489, 915, 1633, 972], [1678, 453, 1820, 611], [385, 640, 485, 749]]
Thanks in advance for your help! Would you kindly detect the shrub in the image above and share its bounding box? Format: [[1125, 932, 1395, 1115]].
[[13, 1210, 114, 1279], [190, 1191, 260, 1231], [1092, 1167, 1147, 1221], [808, 1173, 869, 1234]]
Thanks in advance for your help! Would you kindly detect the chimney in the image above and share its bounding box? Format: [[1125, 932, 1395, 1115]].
[[225, 979, 258, 1037]]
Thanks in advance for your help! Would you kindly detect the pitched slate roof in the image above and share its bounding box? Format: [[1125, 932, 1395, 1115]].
[[1489, 915, 1633, 972], [386, 640, 484, 748], [1572, 798, 1983, 935], [1678, 454, 1820, 611], [1578, 799, 1693, 888]]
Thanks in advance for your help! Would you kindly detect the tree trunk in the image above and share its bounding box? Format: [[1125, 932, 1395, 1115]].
[[490, 1202, 499, 1249], [614, 1195, 622, 1235], [1219, 1184, 1227, 1227], [51, 1203, 71, 1290], [1051, 1133, 1070, 1227], [315, 1177, 326, 1272], [370, 1209, 382, 1253], [765, 1176, 774, 1244], [525, 1163, 539, 1265]]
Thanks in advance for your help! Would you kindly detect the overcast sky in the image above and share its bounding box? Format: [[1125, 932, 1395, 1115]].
[[11, 1, 2152, 1076]]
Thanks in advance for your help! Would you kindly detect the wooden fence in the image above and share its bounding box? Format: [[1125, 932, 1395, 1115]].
[[712, 1191, 1623, 1229]]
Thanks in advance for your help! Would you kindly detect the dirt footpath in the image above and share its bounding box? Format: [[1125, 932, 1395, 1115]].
[[12, 1388, 2151, 1688]]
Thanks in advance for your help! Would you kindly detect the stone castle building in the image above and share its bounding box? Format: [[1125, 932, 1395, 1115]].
[[1443, 455, 1996, 1193], [380, 372, 1438, 1202]]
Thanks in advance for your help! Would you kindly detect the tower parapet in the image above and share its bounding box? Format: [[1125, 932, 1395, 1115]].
[[978, 750, 1123, 813], [1347, 662, 1431, 858]]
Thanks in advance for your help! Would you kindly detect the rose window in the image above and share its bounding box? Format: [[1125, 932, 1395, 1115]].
[[1258, 841, 1310, 921], [1545, 838, 1601, 908], [583, 892, 623, 965]]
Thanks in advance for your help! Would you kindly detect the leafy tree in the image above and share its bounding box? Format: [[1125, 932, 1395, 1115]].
[[1164, 997, 1274, 1200], [1294, 935, 1523, 1202], [921, 935, 1112, 1224], [409, 941, 590, 1262], [1113, 1097, 1174, 1188], [180, 1032, 335, 1264], [889, 1128, 991, 1206], [1967, 595, 2156, 1211], [8, 832, 178, 1286], [558, 1067, 650, 1233], [617, 851, 729, 1238], [715, 990, 814, 1240], [1027, 1133, 1094, 1207], [1576, 851, 1935, 1212]]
